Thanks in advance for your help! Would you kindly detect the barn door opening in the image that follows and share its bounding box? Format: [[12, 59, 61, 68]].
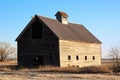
[[33, 55, 43, 67]]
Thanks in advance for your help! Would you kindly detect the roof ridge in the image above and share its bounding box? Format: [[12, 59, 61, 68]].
[[36, 15, 57, 21], [36, 15, 84, 26], [69, 22, 83, 26]]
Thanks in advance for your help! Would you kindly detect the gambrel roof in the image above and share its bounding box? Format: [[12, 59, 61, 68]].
[[16, 15, 101, 44]]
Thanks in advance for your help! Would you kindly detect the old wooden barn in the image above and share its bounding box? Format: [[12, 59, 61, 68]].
[[16, 11, 101, 67]]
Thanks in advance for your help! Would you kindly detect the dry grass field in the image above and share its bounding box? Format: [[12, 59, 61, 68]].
[[0, 59, 119, 80]]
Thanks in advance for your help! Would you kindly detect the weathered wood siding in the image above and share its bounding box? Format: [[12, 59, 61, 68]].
[[17, 17, 60, 67], [59, 40, 101, 67]]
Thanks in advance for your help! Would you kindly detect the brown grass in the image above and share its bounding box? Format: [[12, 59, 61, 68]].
[[0, 60, 120, 80], [0, 60, 113, 73], [79, 66, 111, 73], [14, 65, 111, 73], [38, 66, 111, 73], [37, 66, 80, 73]]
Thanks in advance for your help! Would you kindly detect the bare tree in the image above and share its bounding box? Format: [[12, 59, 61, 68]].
[[110, 44, 120, 73], [0, 42, 16, 62]]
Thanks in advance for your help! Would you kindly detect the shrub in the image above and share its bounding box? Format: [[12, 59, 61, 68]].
[[0, 42, 16, 62]]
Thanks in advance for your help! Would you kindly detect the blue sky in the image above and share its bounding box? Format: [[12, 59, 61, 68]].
[[0, 0, 120, 58]]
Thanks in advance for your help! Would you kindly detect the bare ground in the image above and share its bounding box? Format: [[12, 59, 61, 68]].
[[0, 71, 120, 80], [0, 60, 119, 80]]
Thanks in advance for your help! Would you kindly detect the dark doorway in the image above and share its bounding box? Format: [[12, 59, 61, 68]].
[[33, 55, 43, 67]]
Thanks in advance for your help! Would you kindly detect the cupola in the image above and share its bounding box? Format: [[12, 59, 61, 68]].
[[55, 11, 69, 25]]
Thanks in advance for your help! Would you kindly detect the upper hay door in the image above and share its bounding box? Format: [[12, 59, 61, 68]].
[[32, 19, 43, 39]]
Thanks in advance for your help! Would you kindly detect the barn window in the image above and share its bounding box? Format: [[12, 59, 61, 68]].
[[68, 55, 71, 60], [85, 56, 87, 60], [76, 55, 79, 60], [93, 56, 95, 60], [32, 21, 43, 39]]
